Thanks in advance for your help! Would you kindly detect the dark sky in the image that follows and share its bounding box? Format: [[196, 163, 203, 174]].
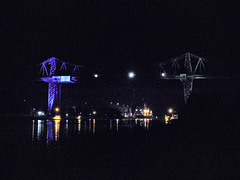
[[1, 1, 240, 84], [0, 0, 239, 108], [1, 1, 240, 113]]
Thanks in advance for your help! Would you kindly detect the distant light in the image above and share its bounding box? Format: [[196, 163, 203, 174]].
[[77, 115, 81, 119], [94, 74, 98, 78], [128, 72, 135, 78], [53, 115, 61, 120], [110, 102, 113, 104], [161, 73, 166, 77], [117, 103, 119, 105], [55, 107, 60, 112], [38, 111, 45, 116], [165, 115, 170, 124], [168, 108, 173, 113], [66, 113, 69, 117], [93, 111, 96, 115]]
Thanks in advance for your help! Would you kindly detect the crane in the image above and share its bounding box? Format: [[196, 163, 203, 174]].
[[39, 57, 83, 115], [158, 52, 208, 103]]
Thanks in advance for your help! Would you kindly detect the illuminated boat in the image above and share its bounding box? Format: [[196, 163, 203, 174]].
[[134, 104, 153, 118]]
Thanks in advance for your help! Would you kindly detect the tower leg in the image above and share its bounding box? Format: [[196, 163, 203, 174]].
[[48, 82, 57, 115], [55, 84, 61, 108], [183, 77, 193, 104]]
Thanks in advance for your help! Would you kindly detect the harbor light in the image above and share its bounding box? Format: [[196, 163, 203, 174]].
[[53, 115, 61, 120], [128, 72, 135, 78], [55, 107, 60, 112], [168, 108, 173, 113], [38, 111, 45, 116]]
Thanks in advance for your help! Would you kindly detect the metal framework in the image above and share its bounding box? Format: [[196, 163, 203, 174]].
[[39, 57, 83, 115], [158, 52, 207, 103]]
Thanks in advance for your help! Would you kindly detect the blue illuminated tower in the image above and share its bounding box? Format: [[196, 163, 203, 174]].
[[39, 57, 83, 115]]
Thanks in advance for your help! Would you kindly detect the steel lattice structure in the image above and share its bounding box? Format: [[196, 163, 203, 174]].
[[39, 57, 83, 115], [158, 52, 207, 103]]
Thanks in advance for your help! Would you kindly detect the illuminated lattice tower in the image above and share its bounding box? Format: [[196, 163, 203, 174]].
[[39, 57, 82, 115], [158, 52, 208, 103]]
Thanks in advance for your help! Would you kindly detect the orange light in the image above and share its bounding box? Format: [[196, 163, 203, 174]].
[[55, 107, 60, 112], [168, 108, 173, 113], [165, 115, 170, 124], [93, 111, 96, 115], [53, 115, 61, 120]]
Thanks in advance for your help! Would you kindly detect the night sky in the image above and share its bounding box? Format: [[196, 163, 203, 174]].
[[1, 1, 240, 111]]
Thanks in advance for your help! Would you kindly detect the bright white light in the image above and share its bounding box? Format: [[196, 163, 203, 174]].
[[161, 73, 166, 77], [38, 111, 45, 116], [128, 72, 135, 78], [94, 74, 98, 78]]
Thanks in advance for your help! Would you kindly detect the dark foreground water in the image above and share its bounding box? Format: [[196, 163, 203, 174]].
[[1, 117, 240, 179]]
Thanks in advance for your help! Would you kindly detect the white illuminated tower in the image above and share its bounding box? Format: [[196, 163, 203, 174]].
[[158, 52, 208, 103], [39, 57, 83, 115]]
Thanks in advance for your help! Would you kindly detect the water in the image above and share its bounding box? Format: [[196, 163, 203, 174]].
[[31, 118, 154, 142], [1, 117, 170, 179], [1, 117, 238, 179]]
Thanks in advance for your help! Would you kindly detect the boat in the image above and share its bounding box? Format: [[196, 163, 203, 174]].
[[134, 104, 153, 118]]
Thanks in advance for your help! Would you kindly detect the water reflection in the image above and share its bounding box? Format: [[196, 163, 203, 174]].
[[32, 118, 153, 143], [93, 119, 95, 134], [54, 120, 60, 141], [46, 120, 53, 143], [37, 120, 44, 140], [66, 120, 68, 137], [78, 119, 81, 134], [32, 120, 35, 140], [134, 118, 151, 129], [116, 119, 119, 131]]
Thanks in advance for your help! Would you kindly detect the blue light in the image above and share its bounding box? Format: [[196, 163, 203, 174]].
[[61, 76, 71, 82]]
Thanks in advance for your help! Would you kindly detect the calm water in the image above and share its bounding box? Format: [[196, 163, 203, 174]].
[[1, 117, 170, 179], [1, 117, 239, 179], [31, 118, 155, 142]]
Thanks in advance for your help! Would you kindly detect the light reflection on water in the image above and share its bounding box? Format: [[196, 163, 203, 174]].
[[32, 118, 153, 143]]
